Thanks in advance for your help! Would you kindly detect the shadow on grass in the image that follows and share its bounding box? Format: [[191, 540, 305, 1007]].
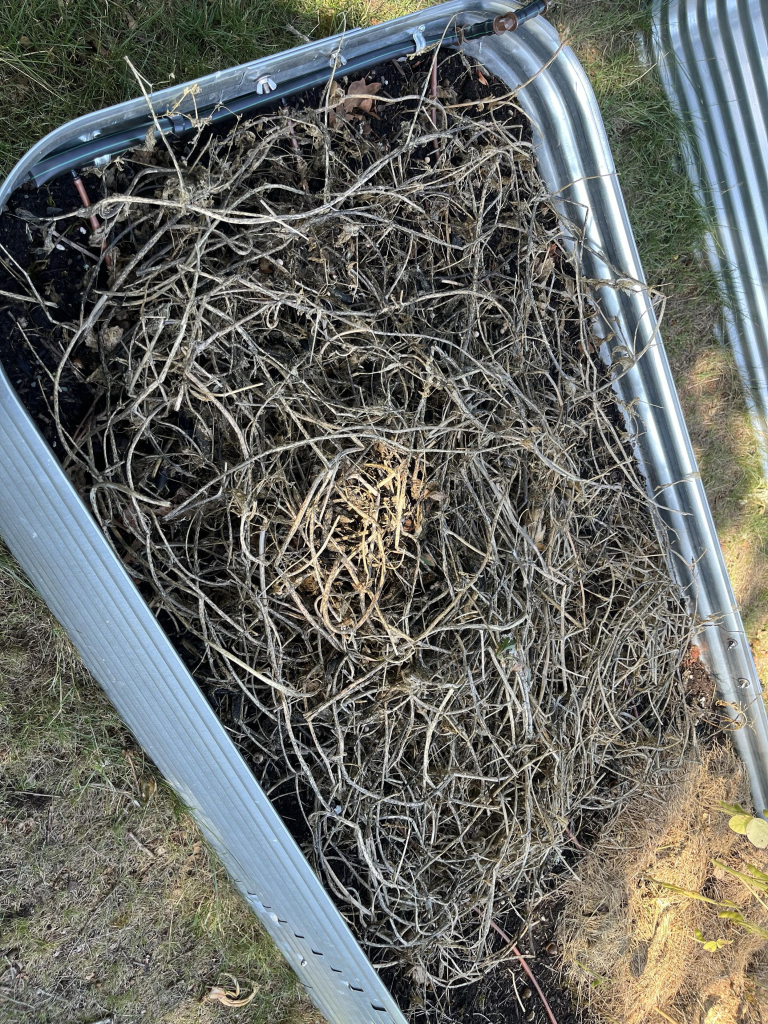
[[0, 544, 312, 1024]]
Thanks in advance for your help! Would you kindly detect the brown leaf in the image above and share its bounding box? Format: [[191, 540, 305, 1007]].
[[344, 79, 382, 114], [101, 325, 124, 352], [477, 68, 489, 86], [84, 32, 110, 57], [203, 975, 257, 1007], [329, 79, 382, 124], [139, 775, 157, 804]]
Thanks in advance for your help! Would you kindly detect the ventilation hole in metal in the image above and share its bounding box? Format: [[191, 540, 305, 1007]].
[[312, 949, 323, 956], [330, 967, 343, 973], [371, 1004, 387, 1012], [277, 918, 287, 924], [294, 933, 305, 939], [350, 985, 364, 992]]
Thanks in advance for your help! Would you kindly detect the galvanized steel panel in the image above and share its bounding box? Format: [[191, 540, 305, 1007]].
[[2, 6, 768, 1024], [652, 0, 768, 479]]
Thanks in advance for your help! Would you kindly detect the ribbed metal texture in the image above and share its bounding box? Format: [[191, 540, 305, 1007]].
[[652, 0, 768, 479], [2, 7, 768, 1024]]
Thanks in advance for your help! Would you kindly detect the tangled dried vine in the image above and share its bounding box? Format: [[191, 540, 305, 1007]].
[[51, 54, 691, 987]]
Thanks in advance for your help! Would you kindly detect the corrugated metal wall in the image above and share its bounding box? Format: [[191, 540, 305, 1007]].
[[653, 0, 768, 478]]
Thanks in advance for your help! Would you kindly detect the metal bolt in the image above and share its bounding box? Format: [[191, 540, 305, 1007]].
[[255, 75, 277, 95], [727, 637, 737, 649], [300, 958, 307, 967], [328, 51, 347, 67], [739, 677, 751, 688]]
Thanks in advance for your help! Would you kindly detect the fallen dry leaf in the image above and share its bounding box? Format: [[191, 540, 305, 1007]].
[[139, 775, 157, 804], [344, 79, 382, 114], [477, 68, 489, 86], [203, 974, 257, 1007], [329, 79, 382, 125], [101, 325, 123, 352]]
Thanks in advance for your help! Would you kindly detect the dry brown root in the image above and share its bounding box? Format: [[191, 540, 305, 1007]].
[[52, 61, 692, 986]]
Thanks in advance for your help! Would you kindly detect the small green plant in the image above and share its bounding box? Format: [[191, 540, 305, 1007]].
[[693, 928, 732, 952], [716, 910, 768, 940], [718, 801, 768, 849]]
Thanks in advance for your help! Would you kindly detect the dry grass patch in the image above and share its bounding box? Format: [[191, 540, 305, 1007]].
[[0, 545, 314, 1024], [559, 745, 768, 1024]]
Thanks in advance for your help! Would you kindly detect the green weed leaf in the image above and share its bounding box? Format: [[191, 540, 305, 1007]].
[[746, 817, 768, 849], [719, 801, 745, 816], [728, 813, 752, 835], [693, 928, 732, 952]]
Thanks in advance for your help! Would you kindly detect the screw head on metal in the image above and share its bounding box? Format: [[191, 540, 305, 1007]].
[[738, 677, 751, 688], [727, 637, 737, 649], [255, 75, 277, 95]]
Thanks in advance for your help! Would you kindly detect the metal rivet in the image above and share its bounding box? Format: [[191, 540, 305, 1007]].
[[255, 75, 277, 95], [300, 958, 307, 967], [727, 637, 738, 649], [738, 677, 751, 688]]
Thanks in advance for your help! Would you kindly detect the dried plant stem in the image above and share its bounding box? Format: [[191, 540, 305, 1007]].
[[50, 53, 691, 991]]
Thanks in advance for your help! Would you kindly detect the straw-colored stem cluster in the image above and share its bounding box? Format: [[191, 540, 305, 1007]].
[[54, 57, 691, 987]]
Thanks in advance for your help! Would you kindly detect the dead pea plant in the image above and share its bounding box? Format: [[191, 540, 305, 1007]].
[[50, 68, 692, 986]]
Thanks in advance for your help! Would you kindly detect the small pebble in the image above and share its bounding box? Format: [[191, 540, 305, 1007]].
[[79, 226, 87, 234], [521, 987, 532, 999], [55, 243, 65, 250], [545, 941, 557, 954], [525, 1012, 535, 1022]]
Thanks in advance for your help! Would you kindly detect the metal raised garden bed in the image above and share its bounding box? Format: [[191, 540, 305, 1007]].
[[2, 4, 768, 1023], [651, 0, 768, 479]]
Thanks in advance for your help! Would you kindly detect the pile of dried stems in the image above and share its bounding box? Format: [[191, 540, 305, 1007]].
[[50, 57, 691, 985]]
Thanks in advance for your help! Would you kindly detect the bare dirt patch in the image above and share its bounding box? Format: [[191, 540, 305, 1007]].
[[559, 745, 768, 1024]]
